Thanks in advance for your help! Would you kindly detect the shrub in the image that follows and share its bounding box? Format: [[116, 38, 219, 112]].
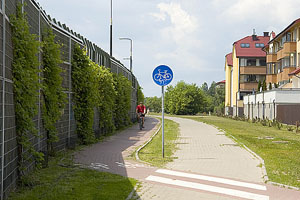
[[93, 63, 116, 135], [113, 74, 132, 130], [72, 45, 97, 144], [41, 27, 66, 155], [11, 3, 43, 173]]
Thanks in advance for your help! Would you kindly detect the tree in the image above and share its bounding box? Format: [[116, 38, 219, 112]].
[[208, 81, 217, 96], [262, 80, 267, 91], [201, 82, 208, 93], [165, 81, 206, 115], [257, 80, 262, 91], [268, 82, 272, 90], [145, 96, 161, 113], [213, 87, 225, 114]]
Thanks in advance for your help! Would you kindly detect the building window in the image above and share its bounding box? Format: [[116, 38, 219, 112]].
[[255, 43, 265, 48], [287, 32, 291, 42], [247, 59, 256, 66], [267, 63, 276, 74], [240, 58, 247, 66], [259, 59, 266, 66], [241, 43, 250, 48], [240, 75, 265, 83], [240, 58, 266, 66]]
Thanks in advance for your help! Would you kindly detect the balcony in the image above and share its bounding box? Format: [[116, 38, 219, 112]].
[[240, 66, 266, 75], [267, 54, 277, 63], [240, 82, 258, 91], [277, 66, 296, 83], [283, 41, 296, 54], [266, 74, 277, 83], [277, 49, 283, 60]]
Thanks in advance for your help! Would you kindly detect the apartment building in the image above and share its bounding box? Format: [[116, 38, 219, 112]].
[[263, 19, 300, 88], [225, 32, 270, 116]]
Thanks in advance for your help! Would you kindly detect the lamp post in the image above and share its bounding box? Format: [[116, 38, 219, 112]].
[[110, 0, 113, 56], [119, 37, 133, 72]]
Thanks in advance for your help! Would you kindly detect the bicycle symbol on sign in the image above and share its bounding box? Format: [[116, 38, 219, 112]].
[[153, 69, 173, 85]]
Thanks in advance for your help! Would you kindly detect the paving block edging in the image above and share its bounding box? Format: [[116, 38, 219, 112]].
[[135, 119, 162, 162]]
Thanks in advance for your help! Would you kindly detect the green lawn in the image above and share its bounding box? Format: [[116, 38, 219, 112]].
[[138, 118, 179, 167], [8, 149, 137, 200], [186, 116, 300, 187]]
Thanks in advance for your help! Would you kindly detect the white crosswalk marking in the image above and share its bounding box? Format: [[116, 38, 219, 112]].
[[156, 169, 267, 191], [90, 163, 109, 170], [146, 175, 269, 200]]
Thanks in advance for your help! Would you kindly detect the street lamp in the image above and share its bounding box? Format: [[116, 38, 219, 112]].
[[110, 0, 113, 56], [119, 37, 133, 72]]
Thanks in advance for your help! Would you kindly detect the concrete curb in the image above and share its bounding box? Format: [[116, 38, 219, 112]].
[[268, 181, 300, 191], [126, 182, 140, 200], [135, 120, 162, 162]]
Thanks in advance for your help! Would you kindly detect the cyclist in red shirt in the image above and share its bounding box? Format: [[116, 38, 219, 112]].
[[136, 102, 146, 128]]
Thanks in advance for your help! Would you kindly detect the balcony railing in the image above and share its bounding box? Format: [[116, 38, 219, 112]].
[[283, 41, 296, 54], [240, 66, 266, 75], [266, 54, 277, 63], [283, 64, 296, 69], [266, 74, 277, 83], [240, 82, 259, 91]]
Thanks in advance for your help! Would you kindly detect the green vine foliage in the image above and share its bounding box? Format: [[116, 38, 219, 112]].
[[113, 74, 132, 129], [11, 4, 44, 172], [137, 86, 145, 103], [92, 63, 116, 135], [41, 27, 67, 155], [72, 45, 97, 144]]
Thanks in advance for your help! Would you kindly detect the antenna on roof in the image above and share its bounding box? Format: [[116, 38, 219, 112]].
[[253, 29, 256, 35]]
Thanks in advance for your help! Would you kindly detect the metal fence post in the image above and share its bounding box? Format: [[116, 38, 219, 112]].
[[68, 35, 72, 147], [1, 0, 6, 198], [37, 7, 41, 151]]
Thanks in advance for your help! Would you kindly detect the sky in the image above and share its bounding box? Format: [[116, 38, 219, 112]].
[[37, 0, 300, 97]]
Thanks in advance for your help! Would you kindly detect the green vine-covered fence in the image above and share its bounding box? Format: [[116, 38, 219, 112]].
[[0, 0, 140, 199]]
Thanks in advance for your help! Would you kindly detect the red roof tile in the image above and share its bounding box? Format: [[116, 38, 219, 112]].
[[289, 67, 300, 76], [217, 80, 226, 84], [234, 35, 270, 57], [226, 53, 233, 66]]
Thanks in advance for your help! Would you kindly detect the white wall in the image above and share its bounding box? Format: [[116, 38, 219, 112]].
[[243, 89, 300, 120]]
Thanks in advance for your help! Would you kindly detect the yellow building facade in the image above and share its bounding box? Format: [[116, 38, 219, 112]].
[[264, 19, 300, 88], [225, 33, 270, 116], [225, 54, 232, 108]]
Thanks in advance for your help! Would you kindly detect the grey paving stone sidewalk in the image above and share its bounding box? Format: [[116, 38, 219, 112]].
[[165, 117, 264, 183], [136, 116, 265, 200]]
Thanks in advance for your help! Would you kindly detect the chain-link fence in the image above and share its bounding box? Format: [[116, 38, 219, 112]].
[[0, 0, 139, 199]]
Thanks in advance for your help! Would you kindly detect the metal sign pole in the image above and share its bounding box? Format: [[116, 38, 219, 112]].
[[162, 85, 165, 158], [152, 65, 173, 158]]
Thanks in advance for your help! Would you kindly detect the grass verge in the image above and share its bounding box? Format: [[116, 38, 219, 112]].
[[185, 116, 300, 188], [138, 118, 179, 167], [8, 148, 137, 200]]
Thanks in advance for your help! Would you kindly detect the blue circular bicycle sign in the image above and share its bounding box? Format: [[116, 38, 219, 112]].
[[152, 65, 173, 86]]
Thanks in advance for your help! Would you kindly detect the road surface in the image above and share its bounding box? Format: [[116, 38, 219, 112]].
[[74, 116, 300, 200]]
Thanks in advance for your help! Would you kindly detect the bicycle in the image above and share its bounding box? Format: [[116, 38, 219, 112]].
[[138, 113, 145, 130]]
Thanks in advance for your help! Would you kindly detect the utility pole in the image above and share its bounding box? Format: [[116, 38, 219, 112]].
[[110, 0, 113, 56]]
